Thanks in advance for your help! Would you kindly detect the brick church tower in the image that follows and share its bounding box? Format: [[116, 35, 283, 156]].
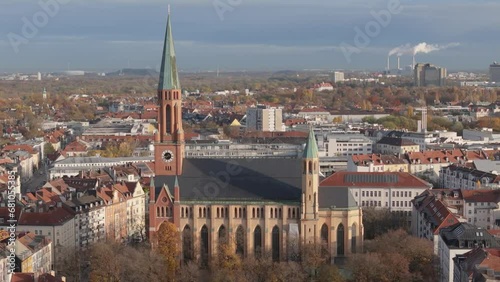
[[154, 8, 184, 177]]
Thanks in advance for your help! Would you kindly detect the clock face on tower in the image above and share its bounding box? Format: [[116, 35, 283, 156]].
[[162, 150, 174, 162]]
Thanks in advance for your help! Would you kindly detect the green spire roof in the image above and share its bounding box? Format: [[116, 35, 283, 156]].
[[150, 176, 155, 188], [303, 127, 318, 159], [158, 9, 180, 90], [174, 175, 179, 187]]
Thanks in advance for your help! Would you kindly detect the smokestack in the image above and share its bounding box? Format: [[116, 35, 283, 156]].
[[397, 56, 401, 70], [412, 55, 416, 69], [387, 56, 390, 71]]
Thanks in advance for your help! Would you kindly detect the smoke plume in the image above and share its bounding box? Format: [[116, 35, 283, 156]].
[[388, 42, 460, 56]]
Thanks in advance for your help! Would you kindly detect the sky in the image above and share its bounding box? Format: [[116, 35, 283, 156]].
[[0, 0, 499, 73]]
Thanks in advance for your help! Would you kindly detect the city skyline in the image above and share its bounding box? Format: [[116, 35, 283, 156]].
[[1, 0, 499, 72]]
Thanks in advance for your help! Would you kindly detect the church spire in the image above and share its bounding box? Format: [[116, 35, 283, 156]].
[[158, 6, 180, 91], [303, 127, 318, 159]]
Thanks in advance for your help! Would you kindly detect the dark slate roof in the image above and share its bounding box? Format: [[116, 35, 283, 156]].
[[155, 158, 302, 203], [377, 136, 417, 146], [440, 223, 500, 249], [318, 186, 358, 209]]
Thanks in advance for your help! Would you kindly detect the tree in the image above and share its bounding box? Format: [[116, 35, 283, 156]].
[[362, 207, 409, 240], [348, 252, 411, 282], [44, 142, 56, 155], [364, 229, 438, 282], [157, 222, 180, 280]]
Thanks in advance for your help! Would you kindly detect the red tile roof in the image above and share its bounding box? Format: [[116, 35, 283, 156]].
[[18, 207, 75, 226], [320, 171, 431, 188], [461, 189, 500, 203], [11, 273, 35, 282], [2, 144, 36, 154]]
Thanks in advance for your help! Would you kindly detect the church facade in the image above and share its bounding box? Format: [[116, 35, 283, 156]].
[[148, 11, 363, 263]]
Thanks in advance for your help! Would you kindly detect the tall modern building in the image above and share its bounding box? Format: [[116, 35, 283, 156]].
[[490, 62, 500, 84], [149, 10, 363, 263], [414, 63, 447, 87], [246, 105, 284, 132], [333, 72, 345, 83]]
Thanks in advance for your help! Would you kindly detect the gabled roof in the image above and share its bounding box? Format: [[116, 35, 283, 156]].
[[320, 171, 432, 188], [155, 158, 302, 203], [18, 207, 75, 226]]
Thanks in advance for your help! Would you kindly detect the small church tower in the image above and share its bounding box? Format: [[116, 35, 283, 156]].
[[301, 127, 320, 243]]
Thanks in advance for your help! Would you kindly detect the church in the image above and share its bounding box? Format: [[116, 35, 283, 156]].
[[148, 10, 363, 263]]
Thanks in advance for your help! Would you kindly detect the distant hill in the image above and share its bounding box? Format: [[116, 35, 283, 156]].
[[106, 68, 159, 77]]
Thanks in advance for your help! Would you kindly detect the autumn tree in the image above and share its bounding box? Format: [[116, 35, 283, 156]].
[[44, 142, 56, 155], [157, 222, 181, 280]]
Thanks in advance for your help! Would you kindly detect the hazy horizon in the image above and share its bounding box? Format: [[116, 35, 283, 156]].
[[1, 0, 499, 73]]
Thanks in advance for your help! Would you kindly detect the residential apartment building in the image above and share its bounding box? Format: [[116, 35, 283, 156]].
[[323, 134, 372, 157], [411, 190, 463, 251], [64, 195, 106, 248], [440, 164, 500, 190], [113, 182, 146, 239], [0, 251, 11, 282], [347, 154, 409, 172], [407, 150, 465, 183], [15, 232, 52, 277], [14, 206, 76, 271], [462, 189, 500, 229], [246, 105, 284, 132], [97, 186, 128, 242], [454, 248, 500, 282], [437, 223, 500, 282], [375, 137, 419, 154], [321, 171, 432, 214]]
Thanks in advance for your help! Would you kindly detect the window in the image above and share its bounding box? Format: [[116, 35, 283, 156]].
[[378, 201, 381, 206], [370, 191, 373, 197], [362, 191, 365, 197]]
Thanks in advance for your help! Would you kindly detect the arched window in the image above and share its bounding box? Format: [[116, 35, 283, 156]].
[[199, 207, 202, 218], [243, 208, 246, 218], [270, 209, 273, 218], [200, 225, 209, 266], [165, 105, 172, 134], [288, 208, 291, 219], [235, 207, 238, 218], [157, 207, 160, 217], [182, 225, 193, 261], [321, 224, 330, 260], [181, 207, 184, 218], [337, 223, 345, 256], [235, 225, 245, 257], [217, 208, 220, 218], [239, 208, 242, 218], [256, 208, 260, 218], [254, 226, 262, 258], [279, 208, 282, 219], [351, 223, 357, 253], [218, 225, 227, 245], [225, 207, 228, 218], [252, 208, 255, 218], [272, 226, 280, 262], [308, 161, 313, 174]]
